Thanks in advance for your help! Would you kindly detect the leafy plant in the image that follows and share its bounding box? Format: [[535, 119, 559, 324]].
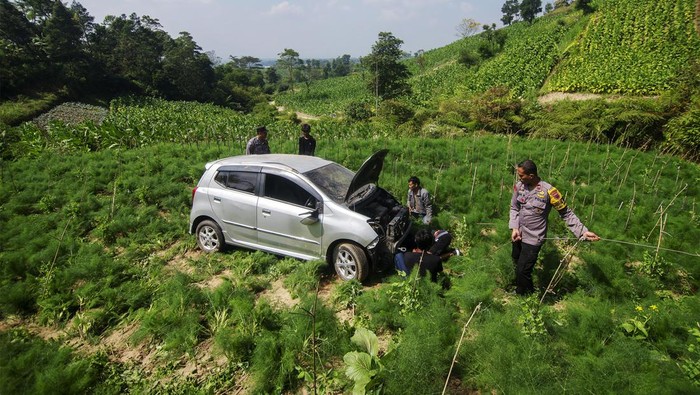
[[343, 328, 384, 395], [680, 323, 700, 386], [620, 305, 659, 340]]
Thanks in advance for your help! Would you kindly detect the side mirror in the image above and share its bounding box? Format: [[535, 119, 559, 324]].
[[299, 209, 319, 225]]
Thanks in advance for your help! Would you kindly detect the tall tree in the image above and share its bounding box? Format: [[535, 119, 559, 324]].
[[456, 18, 481, 38], [520, 0, 543, 23], [13, 0, 53, 26], [363, 32, 411, 101], [501, 0, 520, 25], [277, 48, 300, 90], [42, 0, 85, 89], [89, 13, 167, 94], [159, 31, 214, 101], [0, 0, 39, 96]]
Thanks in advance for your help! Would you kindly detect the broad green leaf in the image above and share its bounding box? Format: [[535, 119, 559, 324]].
[[351, 327, 379, 358]]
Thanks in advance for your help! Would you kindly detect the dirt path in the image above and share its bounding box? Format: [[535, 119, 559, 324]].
[[270, 101, 320, 121]]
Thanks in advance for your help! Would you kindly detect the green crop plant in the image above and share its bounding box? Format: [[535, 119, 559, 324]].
[[133, 272, 206, 355], [380, 291, 458, 394], [546, 0, 700, 95], [343, 327, 385, 395], [681, 323, 700, 386], [283, 259, 327, 299]]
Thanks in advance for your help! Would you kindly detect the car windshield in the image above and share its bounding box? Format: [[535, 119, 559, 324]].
[[304, 163, 355, 203]]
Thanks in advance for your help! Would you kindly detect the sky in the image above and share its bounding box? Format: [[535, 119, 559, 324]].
[[75, 0, 507, 61]]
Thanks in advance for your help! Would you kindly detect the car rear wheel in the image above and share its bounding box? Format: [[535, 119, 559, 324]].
[[196, 220, 224, 253], [333, 243, 369, 281]]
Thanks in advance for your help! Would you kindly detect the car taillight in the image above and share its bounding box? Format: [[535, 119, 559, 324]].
[[191, 186, 198, 203]]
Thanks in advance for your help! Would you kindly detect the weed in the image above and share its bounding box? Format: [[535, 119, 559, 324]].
[[680, 323, 700, 386], [620, 304, 659, 340], [343, 328, 385, 395], [639, 250, 670, 278], [517, 295, 548, 338]]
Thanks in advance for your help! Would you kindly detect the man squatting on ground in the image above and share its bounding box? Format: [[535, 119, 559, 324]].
[[396, 229, 444, 282], [407, 176, 433, 225], [509, 160, 600, 295]]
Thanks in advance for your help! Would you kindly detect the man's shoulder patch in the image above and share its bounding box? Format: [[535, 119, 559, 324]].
[[548, 187, 567, 210]]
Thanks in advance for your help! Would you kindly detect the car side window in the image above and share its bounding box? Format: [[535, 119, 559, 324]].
[[214, 171, 257, 193], [264, 174, 317, 208]]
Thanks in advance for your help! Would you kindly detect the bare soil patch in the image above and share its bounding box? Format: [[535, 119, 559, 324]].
[[257, 278, 298, 309]]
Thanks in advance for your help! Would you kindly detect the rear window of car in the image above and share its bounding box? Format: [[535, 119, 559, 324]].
[[214, 171, 257, 193], [304, 163, 354, 203]]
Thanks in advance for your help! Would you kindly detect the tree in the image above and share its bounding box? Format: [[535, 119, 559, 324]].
[[42, 0, 86, 90], [479, 23, 506, 59], [544, 3, 553, 13], [0, 0, 40, 96], [88, 13, 168, 94], [520, 0, 543, 23], [230, 55, 262, 69], [277, 48, 300, 91], [456, 18, 480, 38], [574, 0, 594, 14], [159, 31, 214, 101], [501, 0, 520, 25], [363, 32, 411, 101]]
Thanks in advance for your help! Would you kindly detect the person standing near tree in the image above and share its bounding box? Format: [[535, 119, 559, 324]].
[[407, 176, 433, 225], [509, 159, 600, 295], [298, 123, 316, 156], [246, 126, 271, 155]]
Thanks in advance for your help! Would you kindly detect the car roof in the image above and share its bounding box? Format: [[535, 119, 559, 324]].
[[206, 154, 337, 174]]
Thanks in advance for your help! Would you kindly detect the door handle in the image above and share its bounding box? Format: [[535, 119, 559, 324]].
[[262, 209, 271, 215], [213, 197, 221, 203]]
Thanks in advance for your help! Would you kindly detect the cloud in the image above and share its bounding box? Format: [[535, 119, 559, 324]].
[[363, 0, 452, 21], [267, 1, 303, 16]]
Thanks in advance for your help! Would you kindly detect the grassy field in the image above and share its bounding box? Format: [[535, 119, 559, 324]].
[[1, 105, 699, 392]]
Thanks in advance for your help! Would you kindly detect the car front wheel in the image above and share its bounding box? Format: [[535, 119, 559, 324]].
[[333, 243, 369, 281], [196, 220, 224, 253]]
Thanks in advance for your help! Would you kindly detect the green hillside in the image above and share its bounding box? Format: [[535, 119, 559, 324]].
[[274, 0, 699, 161]]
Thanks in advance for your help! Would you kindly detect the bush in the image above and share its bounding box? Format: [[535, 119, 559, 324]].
[[458, 49, 480, 67], [468, 86, 524, 134], [377, 99, 414, 126], [344, 101, 373, 122]]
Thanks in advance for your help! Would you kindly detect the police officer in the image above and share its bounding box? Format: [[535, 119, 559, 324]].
[[246, 126, 271, 155], [407, 176, 433, 225], [509, 159, 600, 295]]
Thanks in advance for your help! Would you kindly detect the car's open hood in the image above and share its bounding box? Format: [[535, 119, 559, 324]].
[[344, 149, 388, 203]]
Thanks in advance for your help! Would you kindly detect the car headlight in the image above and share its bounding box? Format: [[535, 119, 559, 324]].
[[366, 236, 380, 250]]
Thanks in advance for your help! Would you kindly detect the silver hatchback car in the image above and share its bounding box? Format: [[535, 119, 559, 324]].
[[189, 150, 411, 281]]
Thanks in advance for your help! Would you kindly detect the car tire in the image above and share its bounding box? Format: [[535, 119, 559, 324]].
[[333, 243, 369, 281], [196, 220, 225, 253]]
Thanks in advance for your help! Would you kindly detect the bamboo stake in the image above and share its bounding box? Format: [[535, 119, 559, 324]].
[[469, 165, 477, 204], [625, 184, 636, 231], [655, 212, 668, 263], [442, 302, 482, 395]]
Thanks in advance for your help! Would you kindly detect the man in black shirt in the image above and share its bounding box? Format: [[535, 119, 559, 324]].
[[402, 229, 443, 282], [298, 123, 316, 156]]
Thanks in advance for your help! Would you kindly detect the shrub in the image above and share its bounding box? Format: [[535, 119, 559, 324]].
[[344, 101, 373, 122], [377, 99, 414, 126], [468, 86, 524, 134]]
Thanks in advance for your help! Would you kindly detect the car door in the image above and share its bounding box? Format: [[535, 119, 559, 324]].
[[256, 171, 323, 259], [208, 168, 260, 246]]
